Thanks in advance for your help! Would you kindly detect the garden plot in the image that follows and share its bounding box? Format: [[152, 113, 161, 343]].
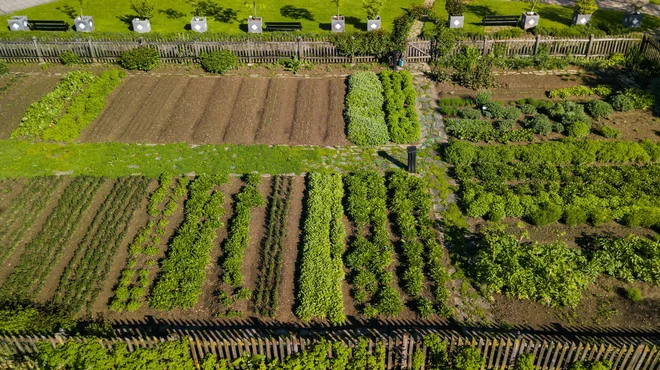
[[81, 75, 349, 146], [0, 74, 60, 139]]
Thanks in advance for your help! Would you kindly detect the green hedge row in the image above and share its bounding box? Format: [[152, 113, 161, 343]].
[[345, 72, 390, 146], [296, 172, 346, 325], [42, 69, 126, 142], [380, 70, 420, 144]]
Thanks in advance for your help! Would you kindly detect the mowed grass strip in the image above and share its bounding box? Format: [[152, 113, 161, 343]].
[[0, 0, 423, 34]]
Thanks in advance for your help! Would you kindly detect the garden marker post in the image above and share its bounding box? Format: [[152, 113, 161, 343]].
[[586, 34, 594, 57], [407, 146, 417, 174]]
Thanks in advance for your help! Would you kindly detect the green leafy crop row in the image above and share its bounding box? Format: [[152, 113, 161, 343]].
[[296, 172, 346, 325], [380, 70, 420, 144], [150, 174, 229, 310], [11, 71, 95, 139], [42, 69, 126, 142], [345, 72, 390, 146], [344, 171, 402, 318]]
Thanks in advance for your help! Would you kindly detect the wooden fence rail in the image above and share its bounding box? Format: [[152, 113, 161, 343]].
[[643, 35, 660, 61], [0, 332, 658, 369], [0, 34, 647, 64]]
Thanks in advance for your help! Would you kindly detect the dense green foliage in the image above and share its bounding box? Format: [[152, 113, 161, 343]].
[[59, 51, 81, 65], [296, 172, 346, 324], [118, 47, 160, 71], [380, 70, 420, 143], [0, 304, 74, 335], [389, 171, 451, 318], [445, 118, 535, 143], [344, 171, 402, 318], [11, 71, 95, 139], [222, 174, 265, 287], [0, 177, 105, 300], [345, 72, 390, 146], [200, 50, 238, 74], [254, 175, 293, 317], [0, 60, 7, 75], [548, 85, 611, 99], [150, 174, 228, 309], [42, 69, 126, 142]]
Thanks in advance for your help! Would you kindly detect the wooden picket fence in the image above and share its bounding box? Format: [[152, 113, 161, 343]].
[[0, 330, 658, 369], [0, 34, 647, 64], [643, 35, 660, 61]]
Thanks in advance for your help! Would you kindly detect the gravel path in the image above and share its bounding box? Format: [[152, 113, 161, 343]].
[[0, 0, 57, 15]]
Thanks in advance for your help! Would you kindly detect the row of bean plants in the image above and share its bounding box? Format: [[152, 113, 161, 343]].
[[110, 175, 188, 312], [0, 177, 105, 300], [11, 71, 96, 139], [221, 174, 264, 287], [380, 70, 420, 144], [295, 172, 346, 324], [472, 229, 660, 307], [0, 177, 62, 264], [254, 175, 293, 317], [41, 69, 126, 142], [53, 176, 149, 314], [214, 174, 264, 318], [345, 72, 389, 146], [344, 171, 402, 318], [389, 171, 452, 318], [150, 174, 229, 310]]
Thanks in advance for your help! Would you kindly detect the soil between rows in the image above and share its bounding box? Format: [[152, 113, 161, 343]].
[[81, 75, 350, 146]]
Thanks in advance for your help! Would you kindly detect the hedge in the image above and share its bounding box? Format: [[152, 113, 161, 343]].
[[345, 72, 390, 146]]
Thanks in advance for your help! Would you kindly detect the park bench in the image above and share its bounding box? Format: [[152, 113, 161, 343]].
[[264, 22, 302, 32], [28, 20, 70, 31], [482, 15, 520, 26]]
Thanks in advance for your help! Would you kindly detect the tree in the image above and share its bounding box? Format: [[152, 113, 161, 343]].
[[131, 0, 155, 19], [524, 0, 540, 13], [575, 0, 598, 14], [244, 0, 264, 18], [362, 0, 384, 19], [445, 0, 465, 16], [78, 0, 85, 17], [331, 0, 342, 17]]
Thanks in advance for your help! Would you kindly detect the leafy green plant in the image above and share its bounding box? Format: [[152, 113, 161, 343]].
[[453, 346, 485, 370], [445, 0, 465, 16], [626, 287, 643, 302], [362, 0, 384, 19], [131, 0, 156, 19], [59, 51, 81, 65], [519, 103, 537, 115], [599, 125, 621, 138], [118, 47, 159, 71], [610, 94, 635, 112], [524, 114, 552, 135], [475, 90, 491, 106], [514, 353, 537, 370], [567, 121, 591, 138], [0, 60, 8, 75], [586, 100, 613, 119], [380, 70, 420, 143], [200, 50, 238, 74], [459, 108, 482, 120], [575, 0, 598, 14], [345, 72, 389, 146]]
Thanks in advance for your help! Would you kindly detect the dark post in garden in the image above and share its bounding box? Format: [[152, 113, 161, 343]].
[[407, 146, 417, 174]]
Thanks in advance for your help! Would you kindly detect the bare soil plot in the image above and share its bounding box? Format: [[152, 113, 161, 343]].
[[81, 76, 350, 146], [0, 74, 61, 139]]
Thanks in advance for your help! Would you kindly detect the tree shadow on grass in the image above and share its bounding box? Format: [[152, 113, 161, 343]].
[[57, 5, 77, 19], [280, 5, 314, 21], [377, 150, 407, 170], [117, 14, 137, 31], [159, 8, 185, 19], [466, 4, 494, 18], [345, 16, 365, 30]]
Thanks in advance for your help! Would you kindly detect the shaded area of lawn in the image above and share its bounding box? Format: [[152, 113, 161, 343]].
[[425, 0, 660, 36], [0, 0, 422, 34]]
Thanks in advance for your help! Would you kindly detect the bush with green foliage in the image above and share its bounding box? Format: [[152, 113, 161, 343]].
[[569, 360, 613, 370], [519, 104, 537, 115], [610, 94, 635, 112], [445, 0, 465, 16], [453, 346, 485, 370], [131, 0, 156, 19], [118, 47, 160, 71], [475, 90, 491, 106], [445, 118, 534, 143], [618, 88, 656, 110], [626, 287, 643, 302], [548, 85, 611, 99], [586, 100, 613, 119], [0, 60, 7, 75], [524, 114, 553, 135], [599, 125, 621, 138], [200, 50, 238, 74], [345, 72, 389, 146], [514, 353, 537, 370], [380, 70, 420, 143], [566, 121, 591, 138], [482, 101, 506, 119], [451, 47, 497, 90], [459, 108, 482, 120], [59, 51, 81, 66], [575, 0, 598, 14], [495, 119, 516, 131]]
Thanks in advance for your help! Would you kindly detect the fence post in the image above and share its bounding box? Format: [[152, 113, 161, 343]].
[[586, 34, 594, 58], [483, 35, 489, 56], [533, 34, 541, 55], [193, 40, 199, 60], [297, 37, 303, 61], [32, 36, 44, 63], [247, 39, 253, 64], [88, 39, 97, 63]]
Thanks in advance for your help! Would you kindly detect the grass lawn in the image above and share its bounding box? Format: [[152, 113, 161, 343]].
[[0, 0, 423, 34], [427, 0, 660, 35]]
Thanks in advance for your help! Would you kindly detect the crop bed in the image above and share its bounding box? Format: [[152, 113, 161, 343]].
[[81, 76, 349, 146]]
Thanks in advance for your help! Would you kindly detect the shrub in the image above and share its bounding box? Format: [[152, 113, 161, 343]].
[[569, 361, 613, 370], [380, 70, 420, 143], [444, 140, 475, 166], [524, 114, 552, 135], [514, 354, 537, 370], [118, 47, 159, 71], [519, 104, 537, 115], [59, 51, 81, 66], [548, 85, 611, 99], [0, 60, 7, 75], [475, 90, 491, 106], [626, 287, 642, 302], [453, 346, 485, 370], [575, 0, 598, 14], [610, 94, 635, 112], [567, 121, 591, 138], [599, 125, 621, 138], [586, 100, 613, 119], [495, 119, 515, 131], [502, 106, 523, 120], [482, 101, 506, 119], [200, 51, 238, 74], [131, 0, 156, 19], [620, 88, 656, 110], [345, 72, 389, 146], [459, 108, 482, 119], [445, 0, 465, 16], [528, 202, 563, 226]]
